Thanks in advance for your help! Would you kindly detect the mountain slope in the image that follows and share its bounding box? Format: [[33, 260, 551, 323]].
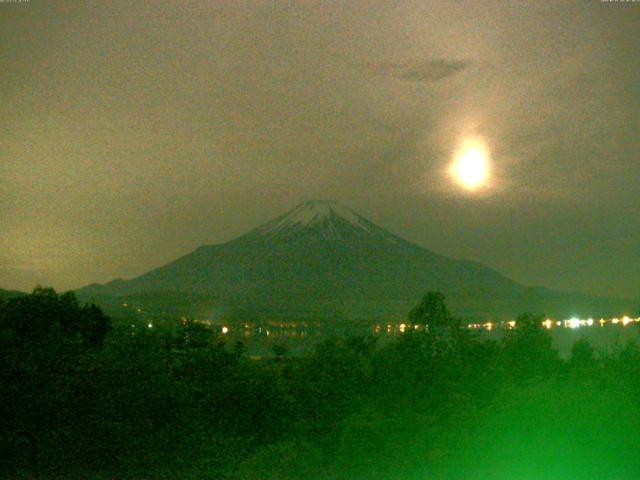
[[0, 288, 26, 302], [78, 200, 633, 321]]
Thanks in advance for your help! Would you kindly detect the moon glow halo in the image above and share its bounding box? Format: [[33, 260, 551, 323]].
[[450, 139, 490, 191]]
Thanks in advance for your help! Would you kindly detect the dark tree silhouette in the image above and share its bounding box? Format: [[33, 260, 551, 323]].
[[501, 313, 559, 379], [0, 287, 111, 348], [408, 291, 457, 329], [79, 303, 111, 347], [569, 337, 595, 370]]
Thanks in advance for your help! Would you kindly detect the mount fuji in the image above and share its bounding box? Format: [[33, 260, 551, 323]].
[[78, 200, 632, 322]]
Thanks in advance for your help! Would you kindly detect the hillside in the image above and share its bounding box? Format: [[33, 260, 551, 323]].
[[0, 288, 26, 302]]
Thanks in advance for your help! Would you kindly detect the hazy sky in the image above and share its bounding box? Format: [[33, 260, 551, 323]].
[[1, 1, 639, 298]]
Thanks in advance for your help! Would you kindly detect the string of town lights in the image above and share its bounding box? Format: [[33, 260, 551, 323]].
[[465, 316, 640, 332], [122, 302, 639, 334], [374, 317, 640, 335]]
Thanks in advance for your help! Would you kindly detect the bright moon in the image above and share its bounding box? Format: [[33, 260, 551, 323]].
[[450, 139, 490, 191]]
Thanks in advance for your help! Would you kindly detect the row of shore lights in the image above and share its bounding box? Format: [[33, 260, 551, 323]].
[[466, 316, 640, 331], [386, 317, 640, 334], [142, 317, 640, 333]]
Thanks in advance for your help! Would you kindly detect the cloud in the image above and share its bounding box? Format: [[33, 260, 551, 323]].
[[371, 59, 470, 82]]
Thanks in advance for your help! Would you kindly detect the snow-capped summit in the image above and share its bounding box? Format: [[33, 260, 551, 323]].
[[246, 200, 397, 242], [266, 200, 367, 230]]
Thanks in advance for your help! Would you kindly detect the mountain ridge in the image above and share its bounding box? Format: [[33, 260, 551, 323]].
[[0, 288, 26, 301], [78, 200, 634, 321]]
